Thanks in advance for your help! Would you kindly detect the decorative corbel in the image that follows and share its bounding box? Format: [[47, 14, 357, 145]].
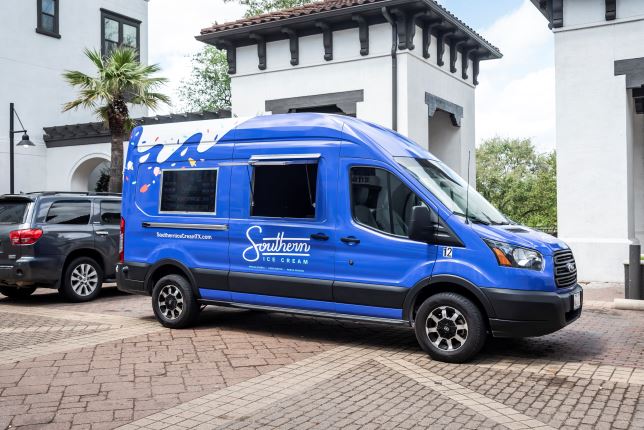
[[449, 36, 468, 74], [351, 15, 369, 56], [406, 11, 430, 51], [472, 54, 480, 86], [390, 8, 408, 50], [315, 22, 333, 61], [605, 0, 616, 20], [281, 27, 299, 66], [249, 33, 266, 70], [421, 18, 442, 59], [460, 45, 476, 80], [217, 40, 236, 74], [436, 29, 455, 67], [548, 0, 563, 29]]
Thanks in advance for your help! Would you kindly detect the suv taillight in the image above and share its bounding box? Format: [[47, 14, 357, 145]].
[[10, 228, 43, 246], [119, 217, 125, 263]]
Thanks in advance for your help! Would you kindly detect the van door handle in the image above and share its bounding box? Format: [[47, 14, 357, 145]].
[[95, 231, 109, 236], [310, 232, 329, 241], [341, 236, 360, 245]]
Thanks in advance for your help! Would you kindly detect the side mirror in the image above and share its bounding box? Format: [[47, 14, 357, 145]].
[[408, 205, 437, 243]]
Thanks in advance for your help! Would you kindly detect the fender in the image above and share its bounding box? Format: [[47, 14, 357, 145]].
[[144, 259, 201, 298], [402, 274, 496, 322]]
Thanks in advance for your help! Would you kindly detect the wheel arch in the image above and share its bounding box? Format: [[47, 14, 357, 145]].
[[403, 275, 496, 324], [144, 259, 200, 298], [62, 249, 106, 283]]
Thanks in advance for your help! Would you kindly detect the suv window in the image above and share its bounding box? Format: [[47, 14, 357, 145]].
[[350, 167, 424, 237], [251, 163, 318, 218], [46, 201, 91, 225], [100, 201, 121, 225], [0, 201, 28, 224]]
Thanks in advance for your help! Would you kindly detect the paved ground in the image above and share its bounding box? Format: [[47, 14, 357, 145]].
[[0, 283, 642, 430]]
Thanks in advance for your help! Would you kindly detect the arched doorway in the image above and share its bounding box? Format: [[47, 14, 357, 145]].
[[69, 155, 110, 192]]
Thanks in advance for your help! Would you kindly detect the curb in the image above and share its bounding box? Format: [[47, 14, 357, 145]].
[[614, 298, 644, 311]]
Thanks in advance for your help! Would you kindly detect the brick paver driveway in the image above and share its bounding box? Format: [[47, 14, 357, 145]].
[[0, 285, 643, 430]]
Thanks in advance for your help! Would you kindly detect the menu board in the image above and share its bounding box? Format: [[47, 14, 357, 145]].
[[160, 169, 217, 213]]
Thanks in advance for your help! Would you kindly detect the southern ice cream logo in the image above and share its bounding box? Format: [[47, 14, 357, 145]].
[[242, 225, 311, 265]]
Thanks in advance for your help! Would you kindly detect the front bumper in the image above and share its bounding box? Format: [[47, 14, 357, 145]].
[[0, 256, 61, 287], [483, 284, 583, 337]]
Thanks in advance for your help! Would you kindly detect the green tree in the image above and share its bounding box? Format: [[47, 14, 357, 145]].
[[178, 47, 231, 112], [476, 137, 557, 228], [63, 47, 170, 193], [179, 0, 311, 111]]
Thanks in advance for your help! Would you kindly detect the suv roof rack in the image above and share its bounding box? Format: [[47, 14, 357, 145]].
[[25, 191, 122, 197]]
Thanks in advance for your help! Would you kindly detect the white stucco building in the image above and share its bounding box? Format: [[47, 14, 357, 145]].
[[197, 0, 501, 178], [0, 0, 149, 194], [531, 0, 644, 282]]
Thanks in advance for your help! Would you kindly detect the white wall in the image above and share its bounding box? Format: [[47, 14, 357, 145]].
[[0, 0, 148, 194], [231, 23, 477, 177], [563, 0, 644, 28], [554, 10, 644, 281]]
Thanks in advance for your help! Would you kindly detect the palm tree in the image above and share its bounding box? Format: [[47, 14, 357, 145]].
[[63, 47, 170, 193]]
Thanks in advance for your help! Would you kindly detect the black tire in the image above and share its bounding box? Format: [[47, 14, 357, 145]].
[[151, 275, 199, 329], [414, 292, 486, 363], [0, 286, 37, 299], [61, 257, 104, 302]]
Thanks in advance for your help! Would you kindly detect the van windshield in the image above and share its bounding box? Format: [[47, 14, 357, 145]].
[[395, 157, 509, 225]]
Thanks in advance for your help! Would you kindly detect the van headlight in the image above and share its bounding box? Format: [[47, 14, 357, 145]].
[[484, 239, 543, 271]]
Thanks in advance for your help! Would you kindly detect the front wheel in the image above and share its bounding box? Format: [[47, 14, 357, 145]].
[[414, 292, 486, 363], [0, 286, 37, 299], [151, 275, 199, 329]]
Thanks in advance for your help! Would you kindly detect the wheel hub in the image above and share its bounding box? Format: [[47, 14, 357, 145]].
[[426, 305, 469, 351]]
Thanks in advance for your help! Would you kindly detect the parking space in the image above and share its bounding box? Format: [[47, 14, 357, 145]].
[[0, 285, 642, 429]]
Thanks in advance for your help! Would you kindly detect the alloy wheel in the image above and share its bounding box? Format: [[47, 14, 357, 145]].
[[158, 285, 184, 320], [426, 305, 469, 351], [70, 264, 99, 297]]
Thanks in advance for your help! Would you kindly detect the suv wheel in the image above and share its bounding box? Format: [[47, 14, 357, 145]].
[[151, 275, 198, 329], [62, 257, 103, 302], [414, 292, 486, 363], [0, 286, 37, 299]]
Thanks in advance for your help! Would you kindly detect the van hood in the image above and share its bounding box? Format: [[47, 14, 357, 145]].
[[469, 222, 568, 256]]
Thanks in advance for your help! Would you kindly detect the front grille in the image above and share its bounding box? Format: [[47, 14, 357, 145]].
[[553, 250, 577, 289]]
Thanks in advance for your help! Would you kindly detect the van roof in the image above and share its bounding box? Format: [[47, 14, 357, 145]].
[[130, 113, 435, 163]]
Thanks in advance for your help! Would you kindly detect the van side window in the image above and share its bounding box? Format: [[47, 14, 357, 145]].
[[46, 201, 91, 225], [160, 169, 217, 213], [251, 163, 317, 218], [351, 167, 424, 237]]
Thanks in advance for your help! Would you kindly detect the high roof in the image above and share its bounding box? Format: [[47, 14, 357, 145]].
[[197, 0, 501, 60]]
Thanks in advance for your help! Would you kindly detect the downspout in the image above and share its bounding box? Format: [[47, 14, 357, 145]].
[[382, 7, 398, 131]]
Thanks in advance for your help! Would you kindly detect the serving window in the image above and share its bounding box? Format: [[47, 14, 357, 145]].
[[250, 162, 318, 219], [160, 169, 218, 214]]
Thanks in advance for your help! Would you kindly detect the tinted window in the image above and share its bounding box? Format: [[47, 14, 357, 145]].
[[37, 0, 59, 35], [101, 11, 140, 56], [251, 163, 317, 218], [100, 201, 121, 225], [160, 169, 217, 213], [0, 202, 28, 224], [46, 201, 91, 225], [351, 167, 424, 237]]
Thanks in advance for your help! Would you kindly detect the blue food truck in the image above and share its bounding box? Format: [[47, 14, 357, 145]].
[[117, 113, 582, 362]]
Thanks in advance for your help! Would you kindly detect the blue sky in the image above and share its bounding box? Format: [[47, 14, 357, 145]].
[[149, 0, 556, 151]]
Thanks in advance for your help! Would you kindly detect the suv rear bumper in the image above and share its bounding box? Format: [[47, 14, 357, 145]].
[[0, 256, 61, 287], [483, 284, 583, 338]]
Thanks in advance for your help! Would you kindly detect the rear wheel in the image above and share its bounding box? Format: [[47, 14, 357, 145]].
[[61, 257, 103, 302], [414, 292, 486, 363], [151, 275, 199, 329], [0, 286, 37, 299]]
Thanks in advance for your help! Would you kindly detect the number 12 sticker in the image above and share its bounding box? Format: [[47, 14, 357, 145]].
[[442, 247, 453, 258]]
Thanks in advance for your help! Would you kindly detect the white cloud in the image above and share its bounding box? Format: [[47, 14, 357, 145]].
[[148, 0, 246, 113], [476, 0, 556, 152]]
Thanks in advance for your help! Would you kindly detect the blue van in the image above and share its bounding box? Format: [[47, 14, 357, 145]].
[[117, 113, 582, 362]]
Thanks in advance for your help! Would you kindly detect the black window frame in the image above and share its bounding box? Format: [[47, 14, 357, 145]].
[[100, 8, 141, 57], [349, 165, 427, 240], [36, 0, 60, 39], [249, 162, 319, 220], [159, 168, 219, 215]]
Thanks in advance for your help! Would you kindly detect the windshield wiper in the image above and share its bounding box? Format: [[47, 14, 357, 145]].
[[453, 211, 490, 225]]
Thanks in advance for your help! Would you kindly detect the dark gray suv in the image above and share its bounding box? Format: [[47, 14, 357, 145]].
[[0, 192, 121, 302]]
